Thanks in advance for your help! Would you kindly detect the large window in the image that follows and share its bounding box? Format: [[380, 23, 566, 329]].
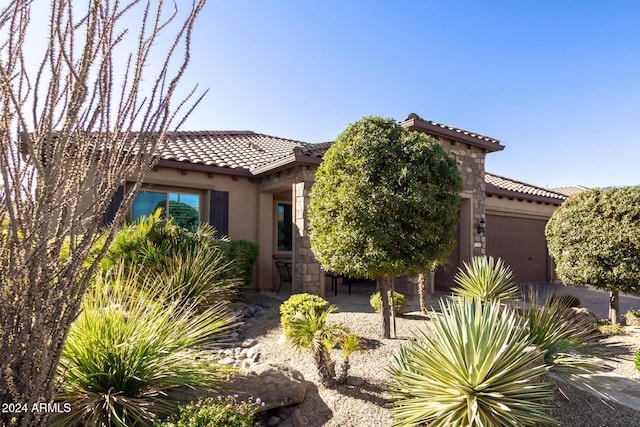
[[277, 202, 292, 251], [133, 191, 200, 230]]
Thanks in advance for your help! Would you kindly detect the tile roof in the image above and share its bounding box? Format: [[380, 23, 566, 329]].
[[549, 185, 589, 197], [400, 113, 504, 152], [485, 173, 567, 203], [159, 130, 318, 171]]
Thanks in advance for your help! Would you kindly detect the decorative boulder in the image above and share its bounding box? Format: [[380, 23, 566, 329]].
[[227, 363, 307, 411], [562, 307, 599, 329]]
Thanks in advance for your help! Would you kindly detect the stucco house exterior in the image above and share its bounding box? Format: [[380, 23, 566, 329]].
[[105, 113, 568, 297]]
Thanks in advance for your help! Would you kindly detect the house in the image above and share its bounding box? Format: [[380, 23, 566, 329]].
[[105, 113, 568, 297]]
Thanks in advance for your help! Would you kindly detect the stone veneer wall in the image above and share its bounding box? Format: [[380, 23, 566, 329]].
[[430, 136, 487, 257], [292, 167, 324, 295]]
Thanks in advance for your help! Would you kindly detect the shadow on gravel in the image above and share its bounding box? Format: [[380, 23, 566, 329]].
[[336, 377, 392, 409]]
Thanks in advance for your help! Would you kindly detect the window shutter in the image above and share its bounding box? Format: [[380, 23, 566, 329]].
[[102, 185, 124, 226], [209, 190, 229, 236]]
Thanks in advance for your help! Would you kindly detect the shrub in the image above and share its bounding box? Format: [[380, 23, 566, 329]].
[[219, 239, 260, 288], [280, 293, 331, 340], [282, 294, 362, 386], [53, 268, 238, 427], [635, 349, 640, 373], [523, 290, 597, 372], [452, 256, 520, 304], [369, 291, 407, 314], [597, 320, 627, 336], [103, 211, 243, 304], [624, 309, 640, 326], [389, 297, 556, 427], [155, 395, 266, 427], [549, 294, 581, 308]]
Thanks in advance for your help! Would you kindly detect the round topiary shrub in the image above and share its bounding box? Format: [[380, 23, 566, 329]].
[[549, 294, 581, 309], [280, 293, 331, 340], [369, 291, 407, 314]]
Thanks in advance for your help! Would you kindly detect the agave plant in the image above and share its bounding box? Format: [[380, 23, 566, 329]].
[[523, 289, 598, 373], [452, 256, 520, 304], [53, 267, 238, 427], [389, 297, 557, 427]]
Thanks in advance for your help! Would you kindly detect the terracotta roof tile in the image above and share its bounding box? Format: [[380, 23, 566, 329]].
[[485, 173, 567, 202], [159, 130, 313, 171], [549, 185, 589, 197]]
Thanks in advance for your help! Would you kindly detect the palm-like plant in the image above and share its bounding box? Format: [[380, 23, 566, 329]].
[[452, 256, 520, 304], [53, 268, 238, 427], [284, 298, 361, 387], [389, 297, 557, 427]]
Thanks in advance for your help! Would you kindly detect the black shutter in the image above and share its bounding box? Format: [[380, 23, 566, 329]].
[[209, 190, 229, 236], [102, 185, 124, 226]]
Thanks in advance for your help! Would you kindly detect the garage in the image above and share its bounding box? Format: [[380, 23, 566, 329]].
[[484, 173, 567, 284], [486, 214, 549, 283]]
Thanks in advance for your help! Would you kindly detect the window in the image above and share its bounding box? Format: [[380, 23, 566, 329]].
[[133, 190, 200, 230], [277, 202, 292, 251]]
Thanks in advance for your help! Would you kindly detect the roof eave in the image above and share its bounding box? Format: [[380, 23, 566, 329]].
[[485, 185, 566, 205], [252, 152, 322, 177], [154, 159, 253, 177], [401, 117, 505, 153]]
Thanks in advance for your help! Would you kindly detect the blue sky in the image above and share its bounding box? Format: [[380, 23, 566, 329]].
[[23, 1, 640, 189], [174, 0, 640, 189]]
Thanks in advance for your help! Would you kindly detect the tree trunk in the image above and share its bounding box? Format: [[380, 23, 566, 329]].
[[378, 276, 392, 338], [390, 280, 397, 339], [418, 273, 428, 314], [313, 348, 336, 387], [609, 290, 620, 324]]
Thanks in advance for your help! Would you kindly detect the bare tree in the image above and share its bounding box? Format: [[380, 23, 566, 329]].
[[0, 1, 206, 425]]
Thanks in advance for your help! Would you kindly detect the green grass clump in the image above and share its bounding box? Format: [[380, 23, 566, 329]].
[[53, 267, 238, 427]]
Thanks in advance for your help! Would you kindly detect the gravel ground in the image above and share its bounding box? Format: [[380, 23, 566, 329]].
[[244, 295, 640, 427]]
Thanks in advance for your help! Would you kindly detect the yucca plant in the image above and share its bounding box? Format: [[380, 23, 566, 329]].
[[523, 289, 598, 373], [452, 256, 520, 304], [389, 297, 557, 427], [283, 296, 361, 387], [53, 267, 238, 427]]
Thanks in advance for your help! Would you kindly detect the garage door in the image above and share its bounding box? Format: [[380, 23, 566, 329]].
[[486, 215, 549, 284]]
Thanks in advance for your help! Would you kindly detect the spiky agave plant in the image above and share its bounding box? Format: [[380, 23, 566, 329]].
[[452, 256, 520, 304], [523, 289, 599, 373], [53, 267, 238, 427], [389, 297, 557, 427]]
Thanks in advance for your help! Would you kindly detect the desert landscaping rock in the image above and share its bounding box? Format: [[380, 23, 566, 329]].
[[227, 363, 308, 412]]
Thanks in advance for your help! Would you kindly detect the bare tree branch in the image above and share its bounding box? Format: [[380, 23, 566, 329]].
[[0, 1, 206, 425]]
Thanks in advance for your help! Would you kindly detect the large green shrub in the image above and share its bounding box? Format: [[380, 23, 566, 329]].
[[389, 297, 556, 427], [635, 349, 640, 373], [53, 268, 238, 427], [103, 211, 256, 303], [155, 395, 265, 427], [452, 256, 520, 304], [545, 186, 640, 323], [280, 293, 331, 340], [369, 290, 407, 314], [308, 116, 462, 338]]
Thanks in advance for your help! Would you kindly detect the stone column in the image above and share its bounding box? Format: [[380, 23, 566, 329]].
[[292, 173, 324, 296]]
